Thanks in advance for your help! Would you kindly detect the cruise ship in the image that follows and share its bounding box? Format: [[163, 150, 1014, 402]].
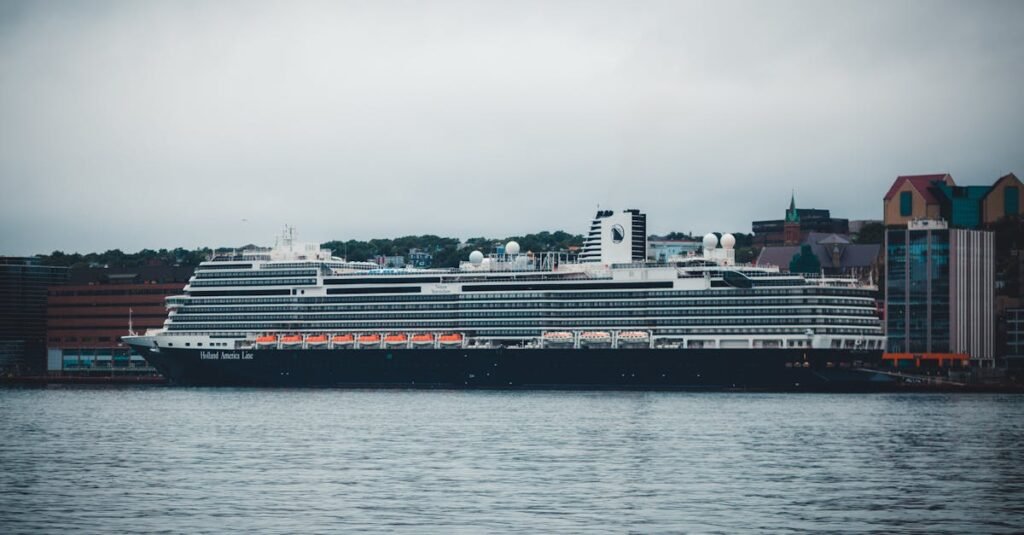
[[123, 210, 889, 389]]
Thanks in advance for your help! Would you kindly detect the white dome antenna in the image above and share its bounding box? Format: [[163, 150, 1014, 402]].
[[702, 233, 718, 250], [469, 251, 484, 265], [721, 233, 736, 249], [506, 241, 521, 256]]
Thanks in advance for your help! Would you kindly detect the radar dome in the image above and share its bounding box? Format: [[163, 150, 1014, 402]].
[[506, 241, 521, 255], [721, 233, 736, 249], [702, 233, 719, 250], [469, 250, 484, 265]]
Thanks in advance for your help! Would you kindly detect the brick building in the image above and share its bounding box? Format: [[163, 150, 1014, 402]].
[[46, 266, 190, 375]]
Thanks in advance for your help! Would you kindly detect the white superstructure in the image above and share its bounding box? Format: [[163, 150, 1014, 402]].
[[126, 212, 885, 353]]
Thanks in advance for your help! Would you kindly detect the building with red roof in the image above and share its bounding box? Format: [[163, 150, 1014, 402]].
[[883, 173, 1021, 228]]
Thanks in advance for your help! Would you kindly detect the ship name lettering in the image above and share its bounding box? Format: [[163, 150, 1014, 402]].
[[199, 351, 254, 360]]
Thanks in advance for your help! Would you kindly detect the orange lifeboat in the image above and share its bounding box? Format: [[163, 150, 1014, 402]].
[[280, 334, 303, 346], [411, 333, 434, 346], [255, 334, 278, 345], [332, 334, 355, 346], [306, 334, 329, 346], [384, 333, 408, 346], [438, 333, 463, 347], [358, 334, 381, 347]]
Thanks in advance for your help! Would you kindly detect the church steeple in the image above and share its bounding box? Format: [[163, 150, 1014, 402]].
[[783, 191, 801, 245], [785, 191, 800, 223]]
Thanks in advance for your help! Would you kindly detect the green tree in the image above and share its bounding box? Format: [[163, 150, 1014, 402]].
[[789, 244, 821, 274], [855, 222, 885, 244]]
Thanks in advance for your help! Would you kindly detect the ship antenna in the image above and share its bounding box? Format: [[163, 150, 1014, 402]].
[[128, 307, 136, 336]]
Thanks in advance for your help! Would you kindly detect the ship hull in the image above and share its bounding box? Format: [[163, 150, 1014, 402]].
[[127, 344, 892, 391]]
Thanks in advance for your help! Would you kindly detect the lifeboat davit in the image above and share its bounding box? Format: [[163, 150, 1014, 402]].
[[255, 334, 278, 347], [384, 333, 408, 347], [280, 334, 303, 347], [306, 334, 329, 347], [410, 334, 435, 346], [332, 334, 355, 347], [438, 333, 463, 347], [358, 334, 382, 347]]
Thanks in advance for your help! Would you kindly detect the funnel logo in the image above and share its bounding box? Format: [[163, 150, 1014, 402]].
[[611, 224, 625, 243]]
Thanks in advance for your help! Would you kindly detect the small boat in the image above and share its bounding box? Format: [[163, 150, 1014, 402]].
[[438, 333, 463, 347], [331, 334, 355, 347], [410, 334, 435, 346], [384, 333, 408, 347], [358, 334, 382, 347]]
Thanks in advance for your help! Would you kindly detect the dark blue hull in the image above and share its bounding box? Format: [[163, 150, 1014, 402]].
[[128, 344, 892, 391]]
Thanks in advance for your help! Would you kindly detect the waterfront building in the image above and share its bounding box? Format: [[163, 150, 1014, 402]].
[[1007, 307, 1024, 352], [755, 233, 881, 280], [0, 257, 68, 373], [885, 220, 994, 364], [408, 249, 433, 268], [46, 267, 189, 375], [374, 255, 405, 268], [883, 173, 1021, 228], [647, 238, 701, 262], [752, 194, 849, 247], [1006, 308, 1024, 370]]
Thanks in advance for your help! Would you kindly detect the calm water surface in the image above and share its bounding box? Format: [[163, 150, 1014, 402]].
[[1, 389, 1022, 534]]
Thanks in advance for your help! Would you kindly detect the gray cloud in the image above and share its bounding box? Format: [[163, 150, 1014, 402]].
[[2, 0, 1022, 255]]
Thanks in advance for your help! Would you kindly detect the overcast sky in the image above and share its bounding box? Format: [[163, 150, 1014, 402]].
[[1, 0, 1022, 255]]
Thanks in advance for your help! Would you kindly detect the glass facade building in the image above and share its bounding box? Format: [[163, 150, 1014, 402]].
[[885, 222, 994, 361], [0, 257, 69, 373], [1007, 308, 1023, 357]]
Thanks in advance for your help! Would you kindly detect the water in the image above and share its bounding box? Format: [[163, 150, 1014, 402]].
[[1, 389, 1022, 534]]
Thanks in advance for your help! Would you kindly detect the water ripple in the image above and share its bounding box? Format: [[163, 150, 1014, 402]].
[[1, 389, 1022, 534]]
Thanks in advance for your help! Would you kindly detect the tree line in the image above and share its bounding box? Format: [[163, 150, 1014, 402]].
[[34, 229, 776, 269], [34, 231, 588, 270]]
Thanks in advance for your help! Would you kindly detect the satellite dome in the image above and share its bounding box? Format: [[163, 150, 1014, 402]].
[[506, 241, 521, 255], [702, 233, 719, 250], [469, 250, 484, 265], [721, 233, 736, 249]]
